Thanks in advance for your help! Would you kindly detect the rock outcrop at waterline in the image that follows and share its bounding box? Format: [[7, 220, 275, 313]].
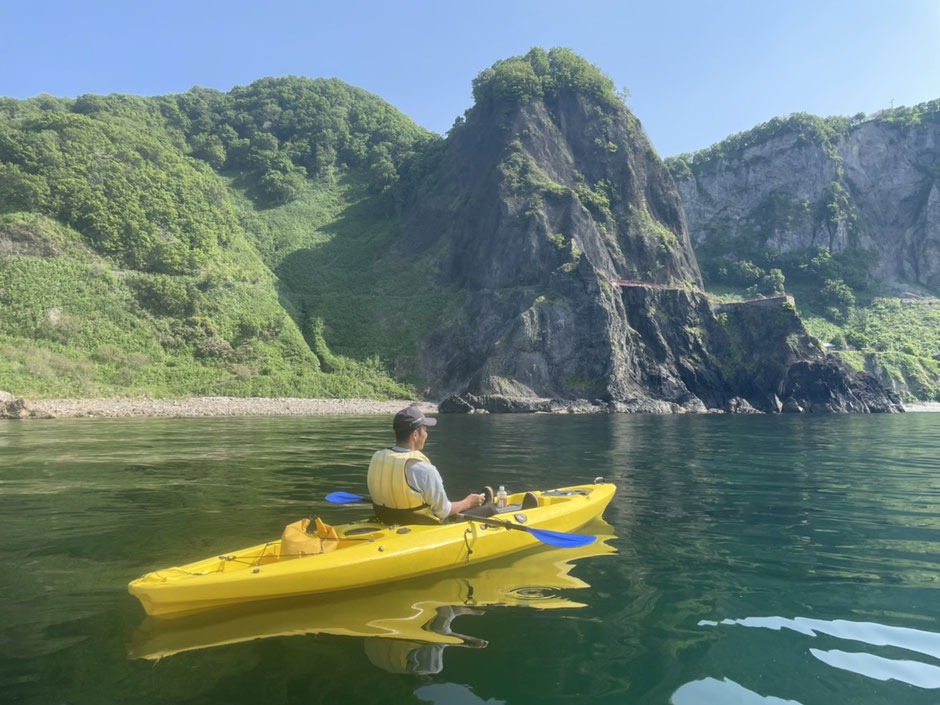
[[403, 50, 901, 414], [439, 287, 901, 414], [0, 391, 52, 419]]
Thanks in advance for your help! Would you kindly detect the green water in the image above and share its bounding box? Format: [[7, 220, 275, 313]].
[[1, 413, 938, 704]]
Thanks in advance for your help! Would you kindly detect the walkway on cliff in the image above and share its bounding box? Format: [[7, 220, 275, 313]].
[[611, 279, 795, 309]]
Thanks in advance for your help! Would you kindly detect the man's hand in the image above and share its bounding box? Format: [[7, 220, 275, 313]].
[[450, 492, 485, 515]]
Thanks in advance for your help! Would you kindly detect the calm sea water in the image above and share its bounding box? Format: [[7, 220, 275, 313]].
[[1, 412, 938, 704]]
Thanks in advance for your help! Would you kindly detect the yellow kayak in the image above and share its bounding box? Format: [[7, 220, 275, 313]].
[[129, 482, 615, 617], [129, 517, 617, 660]]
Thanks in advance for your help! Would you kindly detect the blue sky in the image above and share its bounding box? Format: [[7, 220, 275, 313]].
[[3, 0, 939, 156]]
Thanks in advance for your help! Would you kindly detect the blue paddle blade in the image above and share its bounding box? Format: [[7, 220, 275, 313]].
[[325, 491, 366, 504], [528, 527, 597, 548]]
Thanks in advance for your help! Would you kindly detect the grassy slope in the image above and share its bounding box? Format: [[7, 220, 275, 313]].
[[0, 78, 444, 401], [0, 179, 421, 399], [802, 299, 940, 401], [236, 171, 463, 391]]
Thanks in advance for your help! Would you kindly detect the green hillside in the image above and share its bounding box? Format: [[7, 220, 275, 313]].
[[0, 78, 445, 399]]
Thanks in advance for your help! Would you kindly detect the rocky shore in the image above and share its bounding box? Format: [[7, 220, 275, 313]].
[[0, 392, 437, 420], [1, 390, 934, 420]]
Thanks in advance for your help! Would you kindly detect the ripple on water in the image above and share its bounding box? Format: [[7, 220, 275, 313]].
[[696, 616, 940, 695]]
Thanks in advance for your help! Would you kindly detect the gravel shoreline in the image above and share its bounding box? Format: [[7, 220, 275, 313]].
[[19, 397, 439, 419], [3, 395, 938, 419], [902, 401, 940, 412]]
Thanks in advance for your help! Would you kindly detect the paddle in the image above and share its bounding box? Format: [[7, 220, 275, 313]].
[[324, 492, 596, 548], [325, 491, 369, 504]]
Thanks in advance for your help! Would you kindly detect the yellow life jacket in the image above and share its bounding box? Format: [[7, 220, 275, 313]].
[[367, 448, 440, 524]]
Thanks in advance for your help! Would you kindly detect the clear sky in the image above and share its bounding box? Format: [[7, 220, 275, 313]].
[[3, 0, 939, 156]]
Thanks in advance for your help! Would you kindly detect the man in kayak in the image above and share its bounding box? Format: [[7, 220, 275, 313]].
[[367, 405, 490, 524]]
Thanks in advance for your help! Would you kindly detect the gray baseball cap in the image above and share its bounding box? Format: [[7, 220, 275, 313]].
[[393, 405, 438, 434]]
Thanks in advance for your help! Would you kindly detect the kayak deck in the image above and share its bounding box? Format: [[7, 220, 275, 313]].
[[129, 482, 615, 617]]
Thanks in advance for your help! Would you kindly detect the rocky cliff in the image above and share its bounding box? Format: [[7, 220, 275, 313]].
[[672, 107, 940, 293], [403, 50, 901, 413]]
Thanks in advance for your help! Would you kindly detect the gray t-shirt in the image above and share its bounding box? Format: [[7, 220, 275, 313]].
[[391, 445, 452, 519]]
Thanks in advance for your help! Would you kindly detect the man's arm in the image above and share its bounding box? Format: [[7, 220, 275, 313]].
[[407, 462, 485, 518], [448, 493, 486, 515]]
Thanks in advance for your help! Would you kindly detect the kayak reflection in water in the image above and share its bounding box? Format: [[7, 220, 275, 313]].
[[367, 405, 491, 525], [363, 606, 488, 675]]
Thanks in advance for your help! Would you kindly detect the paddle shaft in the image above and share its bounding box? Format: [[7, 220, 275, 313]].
[[456, 512, 532, 533], [459, 511, 595, 547]]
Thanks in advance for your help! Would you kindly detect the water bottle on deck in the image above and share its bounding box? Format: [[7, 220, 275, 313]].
[[497, 486, 508, 509]]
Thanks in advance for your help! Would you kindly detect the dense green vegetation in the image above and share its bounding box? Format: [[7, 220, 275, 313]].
[[234, 171, 462, 387], [469, 47, 622, 114], [0, 75, 445, 399], [868, 97, 940, 129], [802, 298, 940, 401], [694, 237, 871, 317], [0, 109, 240, 274], [161, 77, 440, 207]]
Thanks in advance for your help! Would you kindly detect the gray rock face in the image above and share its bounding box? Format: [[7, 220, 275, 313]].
[[405, 90, 901, 414], [677, 116, 940, 292], [409, 91, 701, 292], [726, 397, 761, 413], [436, 285, 904, 414]]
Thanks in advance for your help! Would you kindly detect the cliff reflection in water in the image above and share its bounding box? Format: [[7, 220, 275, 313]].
[[129, 518, 616, 674]]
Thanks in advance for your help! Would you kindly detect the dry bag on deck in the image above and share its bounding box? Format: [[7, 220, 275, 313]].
[[280, 517, 340, 558]]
